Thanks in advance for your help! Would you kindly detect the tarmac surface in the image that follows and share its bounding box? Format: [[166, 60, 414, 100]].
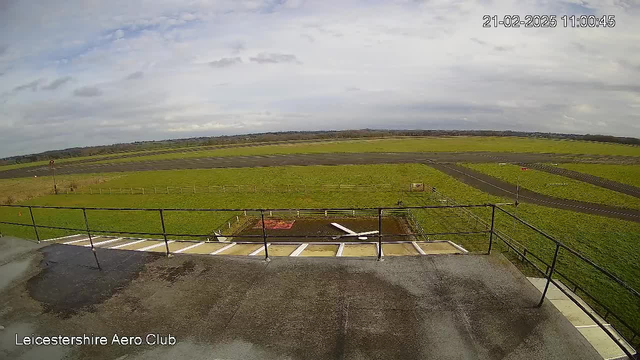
[[0, 237, 602, 360], [3, 151, 640, 180], [430, 163, 640, 223]]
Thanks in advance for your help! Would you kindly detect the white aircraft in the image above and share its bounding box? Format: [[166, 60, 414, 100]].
[[331, 223, 379, 240]]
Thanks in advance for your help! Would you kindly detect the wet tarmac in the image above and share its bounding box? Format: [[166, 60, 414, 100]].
[[0, 237, 602, 360]]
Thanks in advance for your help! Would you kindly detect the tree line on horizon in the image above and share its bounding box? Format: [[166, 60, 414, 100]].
[[2, 129, 639, 166]]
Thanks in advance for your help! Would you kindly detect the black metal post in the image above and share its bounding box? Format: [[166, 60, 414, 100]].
[[538, 243, 560, 307], [488, 205, 495, 254], [377, 208, 383, 261], [28, 206, 40, 243], [159, 210, 171, 256], [82, 208, 101, 270], [260, 210, 269, 261]]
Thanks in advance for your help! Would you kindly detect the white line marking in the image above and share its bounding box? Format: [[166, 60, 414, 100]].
[[331, 223, 357, 235], [138, 241, 174, 252], [43, 234, 82, 242], [210, 243, 236, 255], [412, 241, 426, 255], [447, 241, 468, 253], [85, 238, 122, 247], [249, 244, 270, 256], [63, 237, 89, 244], [174, 242, 205, 253], [576, 324, 611, 328], [337, 243, 345, 257], [290, 243, 309, 257], [110, 239, 146, 249]]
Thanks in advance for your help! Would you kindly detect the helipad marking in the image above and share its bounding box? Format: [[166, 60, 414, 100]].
[[110, 239, 146, 249], [174, 242, 205, 254], [249, 244, 270, 256], [86, 238, 122, 247], [138, 241, 174, 252], [336, 243, 345, 257], [412, 241, 427, 255], [63, 237, 90, 245], [290, 243, 309, 257], [210, 243, 236, 255]]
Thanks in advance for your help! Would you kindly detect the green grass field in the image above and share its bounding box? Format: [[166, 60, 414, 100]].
[[4, 136, 640, 173], [557, 163, 640, 188], [463, 163, 640, 210], [0, 162, 638, 341], [85, 136, 640, 165]]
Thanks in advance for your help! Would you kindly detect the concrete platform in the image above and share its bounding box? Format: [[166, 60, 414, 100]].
[[528, 277, 637, 359], [0, 237, 602, 360]]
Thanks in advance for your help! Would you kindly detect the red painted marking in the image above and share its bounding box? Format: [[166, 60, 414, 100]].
[[253, 219, 296, 230]]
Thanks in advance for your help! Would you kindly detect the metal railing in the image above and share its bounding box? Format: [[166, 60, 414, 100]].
[[0, 202, 637, 358], [491, 205, 639, 359]]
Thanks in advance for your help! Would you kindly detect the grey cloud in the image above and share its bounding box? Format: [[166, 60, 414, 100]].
[[125, 71, 144, 80], [229, 41, 245, 54], [209, 57, 242, 68], [42, 76, 72, 90], [471, 38, 511, 51], [0, 44, 7, 56], [249, 53, 300, 64], [73, 86, 102, 97], [13, 79, 42, 92]]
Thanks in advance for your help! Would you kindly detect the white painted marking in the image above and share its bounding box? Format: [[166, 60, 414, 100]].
[[447, 241, 468, 253], [412, 241, 427, 255], [110, 239, 146, 249], [290, 243, 309, 257], [44, 234, 82, 242], [575, 324, 610, 328], [63, 237, 89, 245], [85, 238, 122, 247], [210, 243, 236, 255], [331, 223, 357, 235], [249, 244, 270, 256], [138, 241, 174, 252], [337, 243, 345, 257], [214, 231, 228, 242], [174, 242, 205, 254]]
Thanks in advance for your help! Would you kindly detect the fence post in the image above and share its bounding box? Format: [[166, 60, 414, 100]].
[[159, 209, 171, 257], [193, 185, 196, 194], [538, 243, 560, 307], [377, 208, 383, 261], [82, 208, 101, 270], [260, 210, 270, 261], [28, 206, 40, 243], [488, 205, 496, 254]]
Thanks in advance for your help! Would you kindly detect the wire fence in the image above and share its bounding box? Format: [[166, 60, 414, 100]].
[[57, 184, 423, 195]]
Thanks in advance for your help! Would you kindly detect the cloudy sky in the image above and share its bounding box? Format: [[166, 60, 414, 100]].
[[1, 0, 639, 157]]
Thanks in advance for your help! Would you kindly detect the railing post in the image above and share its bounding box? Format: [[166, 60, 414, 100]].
[[260, 210, 269, 261], [488, 205, 496, 254], [377, 208, 383, 261], [159, 209, 171, 257], [28, 206, 40, 243], [82, 208, 101, 270], [538, 243, 560, 307]]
